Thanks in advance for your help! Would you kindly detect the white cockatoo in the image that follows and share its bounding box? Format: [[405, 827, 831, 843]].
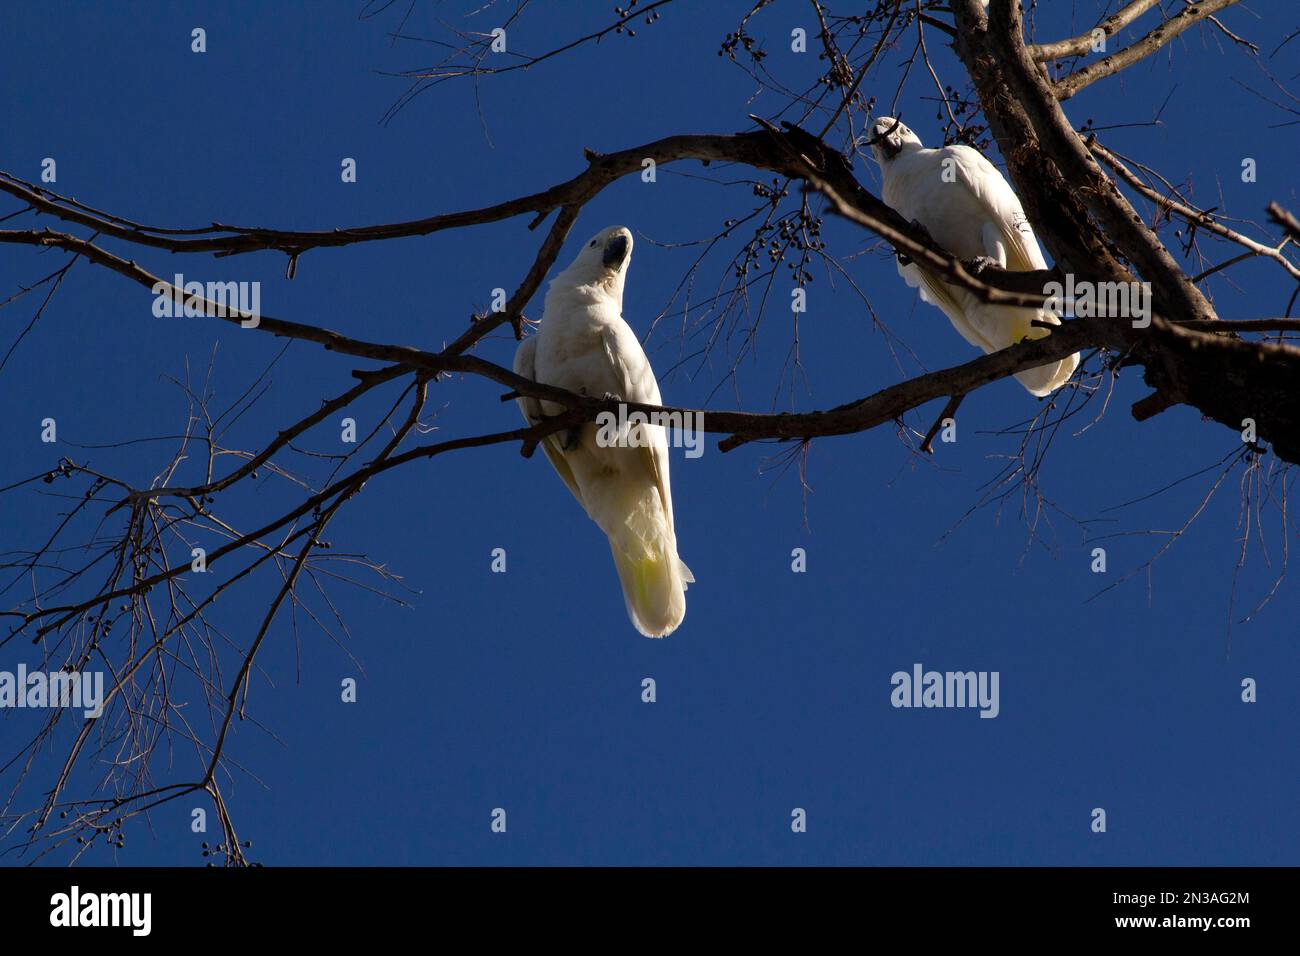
[[513, 225, 694, 638], [867, 117, 1078, 396]]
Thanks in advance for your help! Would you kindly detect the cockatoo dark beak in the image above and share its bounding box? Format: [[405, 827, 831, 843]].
[[603, 234, 630, 268]]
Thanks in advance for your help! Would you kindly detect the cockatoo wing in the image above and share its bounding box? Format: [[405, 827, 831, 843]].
[[949, 145, 1049, 273], [513, 334, 583, 503], [602, 324, 694, 586], [953, 146, 1079, 395], [602, 326, 673, 530], [899, 259, 998, 353]]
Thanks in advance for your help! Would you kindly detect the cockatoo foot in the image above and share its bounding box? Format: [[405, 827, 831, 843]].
[[526, 409, 583, 450]]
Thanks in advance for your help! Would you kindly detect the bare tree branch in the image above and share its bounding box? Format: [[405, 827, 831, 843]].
[[1052, 0, 1246, 102]]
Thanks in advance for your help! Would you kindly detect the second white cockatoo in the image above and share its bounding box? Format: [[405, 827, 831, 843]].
[[867, 117, 1078, 396], [513, 225, 694, 638]]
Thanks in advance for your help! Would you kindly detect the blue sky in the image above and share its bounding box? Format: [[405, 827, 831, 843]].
[[1, 1, 1297, 866]]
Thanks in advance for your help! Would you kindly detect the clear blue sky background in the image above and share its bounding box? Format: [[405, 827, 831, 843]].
[[2, 1, 1297, 866]]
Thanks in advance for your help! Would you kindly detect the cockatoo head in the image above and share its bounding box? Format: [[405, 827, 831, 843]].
[[866, 117, 922, 165], [555, 225, 634, 299]]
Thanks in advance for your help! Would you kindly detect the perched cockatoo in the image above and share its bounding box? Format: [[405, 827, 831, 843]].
[[513, 225, 694, 638], [867, 117, 1078, 396]]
